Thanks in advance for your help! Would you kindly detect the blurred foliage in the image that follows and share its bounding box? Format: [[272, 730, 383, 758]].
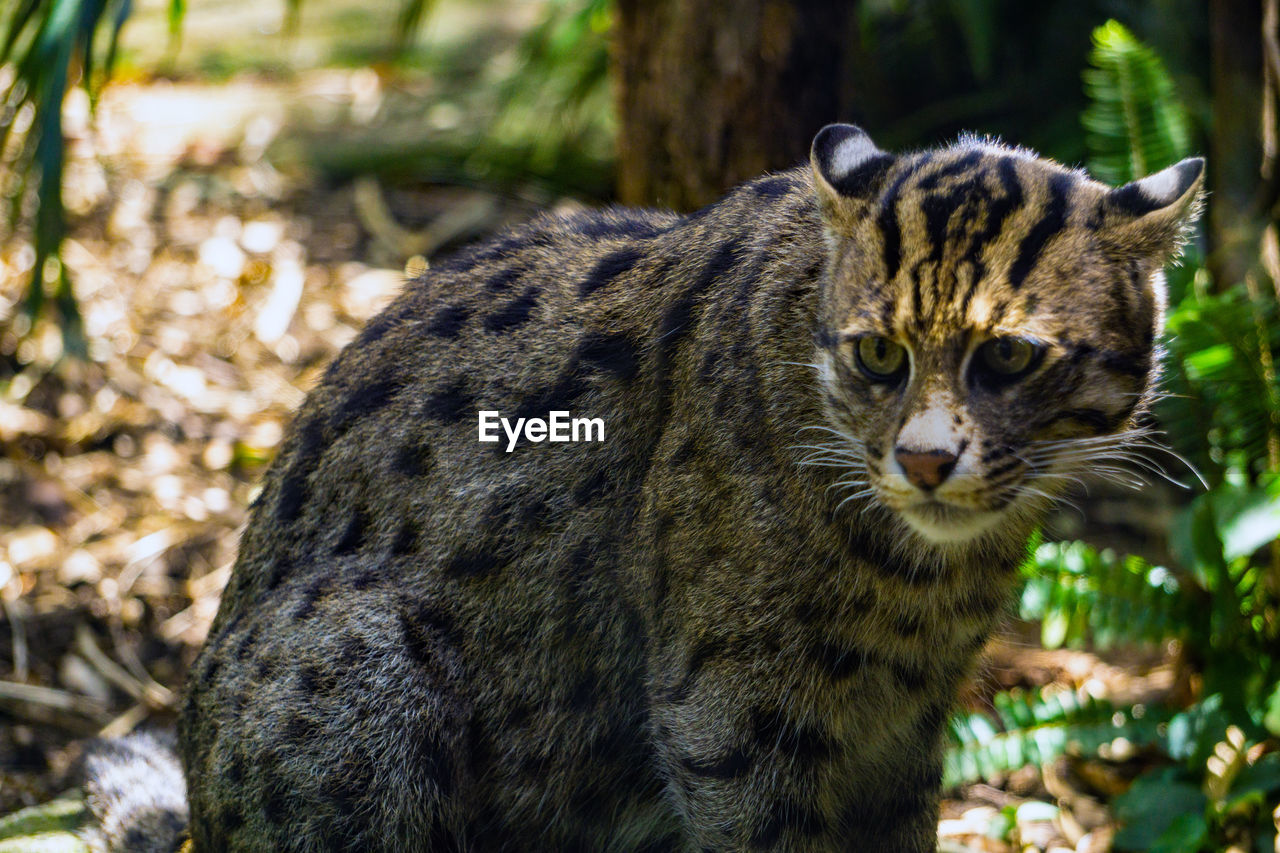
[[848, 0, 1208, 164], [388, 0, 438, 58], [489, 0, 612, 174], [1082, 19, 1190, 186], [1020, 540, 1192, 652], [945, 21, 1280, 852], [303, 0, 614, 198], [0, 0, 126, 356], [0, 0, 617, 344], [0, 796, 86, 852], [946, 683, 1168, 789], [1161, 284, 1280, 484]]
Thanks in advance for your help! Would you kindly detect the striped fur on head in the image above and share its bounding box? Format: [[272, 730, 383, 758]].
[[810, 124, 1203, 546]]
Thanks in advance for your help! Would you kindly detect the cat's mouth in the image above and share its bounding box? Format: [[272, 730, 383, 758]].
[[896, 498, 1005, 544]]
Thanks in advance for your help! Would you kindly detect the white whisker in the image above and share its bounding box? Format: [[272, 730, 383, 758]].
[[1022, 425, 1204, 491], [834, 487, 877, 515], [826, 478, 869, 494], [800, 458, 853, 467], [788, 443, 857, 454], [796, 425, 867, 447]]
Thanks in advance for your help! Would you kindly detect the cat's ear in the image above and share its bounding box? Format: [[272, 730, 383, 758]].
[[810, 124, 895, 215], [1100, 157, 1205, 260]]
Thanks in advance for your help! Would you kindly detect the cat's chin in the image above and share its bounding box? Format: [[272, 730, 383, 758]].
[[896, 501, 1005, 545]]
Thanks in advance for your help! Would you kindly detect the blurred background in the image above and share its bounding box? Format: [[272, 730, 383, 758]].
[[0, 1, 1277, 850]]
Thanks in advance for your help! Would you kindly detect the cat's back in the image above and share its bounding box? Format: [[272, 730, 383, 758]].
[[228, 203, 719, 600], [220, 175, 823, 605], [176, 179, 822, 849]]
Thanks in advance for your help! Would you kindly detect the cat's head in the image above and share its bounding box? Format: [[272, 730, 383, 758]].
[[807, 124, 1203, 547]]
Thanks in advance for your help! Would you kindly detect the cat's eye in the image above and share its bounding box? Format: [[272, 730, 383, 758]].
[[973, 337, 1043, 385], [855, 335, 908, 382]]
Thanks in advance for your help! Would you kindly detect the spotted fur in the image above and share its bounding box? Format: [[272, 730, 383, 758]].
[[89, 126, 1202, 851]]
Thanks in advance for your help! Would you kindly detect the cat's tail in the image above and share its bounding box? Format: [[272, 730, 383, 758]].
[[80, 730, 190, 853]]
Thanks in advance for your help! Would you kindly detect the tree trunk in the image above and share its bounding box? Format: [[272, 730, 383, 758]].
[[613, 0, 855, 210]]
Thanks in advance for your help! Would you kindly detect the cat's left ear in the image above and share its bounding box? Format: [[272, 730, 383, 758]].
[[810, 124, 896, 221], [1100, 157, 1205, 260]]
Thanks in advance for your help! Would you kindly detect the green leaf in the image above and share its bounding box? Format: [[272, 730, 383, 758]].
[[1263, 681, 1280, 737], [1082, 19, 1190, 185], [1163, 695, 1229, 765], [390, 0, 438, 57], [1159, 282, 1280, 484], [949, 0, 997, 82], [101, 0, 133, 88], [0, 795, 86, 840], [1114, 768, 1207, 849], [945, 691, 1165, 789], [0, 0, 109, 351], [985, 805, 1016, 840], [165, 0, 183, 36], [1183, 343, 1236, 380], [1041, 604, 1070, 649], [1188, 497, 1228, 590], [0, 0, 42, 65], [1150, 811, 1209, 853], [1214, 484, 1280, 561], [1230, 753, 1280, 801], [1022, 540, 1190, 650]]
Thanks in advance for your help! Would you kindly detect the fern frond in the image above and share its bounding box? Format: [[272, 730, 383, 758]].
[[1161, 285, 1280, 483], [1021, 540, 1194, 651], [945, 687, 1167, 789], [1081, 19, 1190, 185]]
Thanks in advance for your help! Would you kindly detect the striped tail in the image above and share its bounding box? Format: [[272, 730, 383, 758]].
[[81, 731, 189, 853]]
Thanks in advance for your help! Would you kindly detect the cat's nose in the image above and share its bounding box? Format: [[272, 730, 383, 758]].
[[894, 448, 958, 491]]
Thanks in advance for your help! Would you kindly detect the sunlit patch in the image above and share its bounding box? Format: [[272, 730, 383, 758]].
[[964, 291, 1001, 328]]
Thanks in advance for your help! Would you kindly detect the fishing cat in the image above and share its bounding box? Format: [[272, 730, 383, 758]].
[[85, 124, 1203, 851]]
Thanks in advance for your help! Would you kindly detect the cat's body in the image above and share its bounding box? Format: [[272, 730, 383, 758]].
[[85, 126, 1203, 852]]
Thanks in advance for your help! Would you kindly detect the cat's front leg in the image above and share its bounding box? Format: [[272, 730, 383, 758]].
[[649, 677, 941, 851]]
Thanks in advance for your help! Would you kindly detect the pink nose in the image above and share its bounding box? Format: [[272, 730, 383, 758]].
[[894, 448, 958, 491]]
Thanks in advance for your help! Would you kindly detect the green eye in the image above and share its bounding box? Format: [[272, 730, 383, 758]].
[[976, 337, 1040, 377], [855, 335, 908, 381]]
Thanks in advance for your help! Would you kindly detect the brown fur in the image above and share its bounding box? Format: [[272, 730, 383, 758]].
[[90, 125, 1202, 851]]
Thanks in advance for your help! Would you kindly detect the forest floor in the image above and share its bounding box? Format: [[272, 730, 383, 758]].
[[0, 71, 1181, 853]]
